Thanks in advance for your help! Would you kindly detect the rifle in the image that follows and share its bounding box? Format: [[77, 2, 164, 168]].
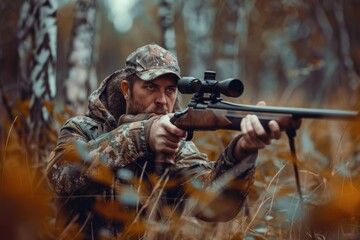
[[172, 70, 358, 140], [171, 70, 358, 209]]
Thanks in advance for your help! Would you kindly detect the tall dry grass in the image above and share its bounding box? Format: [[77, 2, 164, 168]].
[[1, 94, 359, 239]]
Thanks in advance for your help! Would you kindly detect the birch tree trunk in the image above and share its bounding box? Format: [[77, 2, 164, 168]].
[[212, 0, 245, 82], [17, 0, 57, 162], [64, 0, 97, 115], [159, 0, 176, 54], [182, 0, 215, 78], [17, 0, 34, 98]]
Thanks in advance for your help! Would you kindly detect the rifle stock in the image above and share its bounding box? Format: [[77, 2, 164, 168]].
[[172, 107, 301, 133]]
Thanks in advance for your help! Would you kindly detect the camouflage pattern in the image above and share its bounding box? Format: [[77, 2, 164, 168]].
[[46, 44, 257, 238], [125, 43, 181, 81]]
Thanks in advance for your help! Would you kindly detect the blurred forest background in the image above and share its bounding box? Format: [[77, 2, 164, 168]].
[[1, 0, 360, 239]]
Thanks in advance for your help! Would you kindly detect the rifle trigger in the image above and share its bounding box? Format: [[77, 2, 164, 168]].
[[185, 131, 194, 141]]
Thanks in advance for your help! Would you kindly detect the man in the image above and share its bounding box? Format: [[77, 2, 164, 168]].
[[46, 44, 282, 238]]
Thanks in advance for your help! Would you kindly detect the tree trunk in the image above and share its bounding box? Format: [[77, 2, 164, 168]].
[[212, 0, 244, 84], [182, 0, 215, 78], [64, 0, 98, 115], [313, 0, 359, 105], [159, 0, 176, 54], [17, 0, 58, 163]]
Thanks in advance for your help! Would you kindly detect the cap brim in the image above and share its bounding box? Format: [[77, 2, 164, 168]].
[[136, 68, 181, 81]]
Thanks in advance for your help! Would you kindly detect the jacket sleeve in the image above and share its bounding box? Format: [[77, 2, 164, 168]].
[[46, 116, 154, 196], [174, 134, 257, 222]]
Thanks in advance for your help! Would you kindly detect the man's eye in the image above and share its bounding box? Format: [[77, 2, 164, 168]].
[[167, 87, 176, 93], [146, 85, 155, 91]]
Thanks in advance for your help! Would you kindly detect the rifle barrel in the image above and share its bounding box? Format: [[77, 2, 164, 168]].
[[206, 101, 358, 119]]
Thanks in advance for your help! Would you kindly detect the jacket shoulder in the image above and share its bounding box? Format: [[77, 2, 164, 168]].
[[61, 116, 103, 141], [64, 116, 99, 128]]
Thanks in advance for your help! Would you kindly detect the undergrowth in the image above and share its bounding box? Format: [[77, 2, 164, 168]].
[[1, 97, 360, 239]]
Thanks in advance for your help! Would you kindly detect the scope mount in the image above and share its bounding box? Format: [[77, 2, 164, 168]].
[[193, 71, 222, 104]]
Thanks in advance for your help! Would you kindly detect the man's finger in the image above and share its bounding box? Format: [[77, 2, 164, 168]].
[[245, 115, 256, 139], [269, 120, 281, 139], [256, 101, 266, 106], [251, 115, 271, 144]]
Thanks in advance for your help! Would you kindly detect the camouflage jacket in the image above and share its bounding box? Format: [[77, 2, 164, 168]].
[[46, 71, 257, 238]]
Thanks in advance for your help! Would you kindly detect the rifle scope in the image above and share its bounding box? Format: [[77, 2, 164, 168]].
[[177, 71, 244, 98]]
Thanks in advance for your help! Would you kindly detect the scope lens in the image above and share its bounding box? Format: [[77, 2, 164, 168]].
[[218, 78, 243, 97]]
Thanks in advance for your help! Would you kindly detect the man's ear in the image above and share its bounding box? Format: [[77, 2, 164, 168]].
[[120, 80, 130, 100]]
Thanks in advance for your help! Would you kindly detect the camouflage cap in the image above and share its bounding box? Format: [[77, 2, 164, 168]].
[[125, 44, 181, 81]]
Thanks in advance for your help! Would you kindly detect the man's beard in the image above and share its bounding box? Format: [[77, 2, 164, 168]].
[[127, 94, 169, 115]]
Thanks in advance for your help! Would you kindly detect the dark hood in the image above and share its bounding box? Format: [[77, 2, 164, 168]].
[[86, 70, 127, 130]]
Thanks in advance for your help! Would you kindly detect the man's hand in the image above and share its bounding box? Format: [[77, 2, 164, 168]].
[[149, 114, 187, 155], [234, 101, 282, 159]]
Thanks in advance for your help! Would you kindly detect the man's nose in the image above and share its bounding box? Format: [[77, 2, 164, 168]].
[[155, 92, 167, 104]]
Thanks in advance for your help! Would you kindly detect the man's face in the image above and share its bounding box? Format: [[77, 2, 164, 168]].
[[123, 74, 178, 115]]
